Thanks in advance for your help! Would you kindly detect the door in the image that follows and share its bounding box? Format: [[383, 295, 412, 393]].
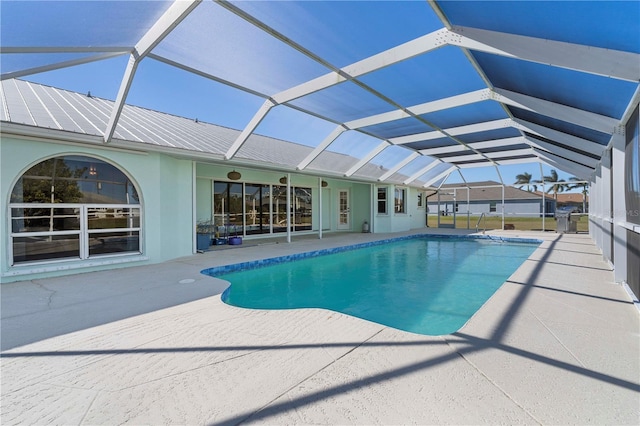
[[338, 189, 350, 230]]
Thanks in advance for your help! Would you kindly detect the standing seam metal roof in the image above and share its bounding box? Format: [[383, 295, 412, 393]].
[[2, 78, 408, 183]]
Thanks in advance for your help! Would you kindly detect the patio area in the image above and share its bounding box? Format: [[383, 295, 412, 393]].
[[1, 228, 639, 425]]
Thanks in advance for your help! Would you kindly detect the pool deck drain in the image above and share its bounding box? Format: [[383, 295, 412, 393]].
[[1, 228, 639, 425]]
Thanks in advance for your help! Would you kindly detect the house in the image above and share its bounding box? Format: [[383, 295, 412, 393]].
[[552, 192, 589, 213], [1, 80, 428, 283], [426, 181, 556, 218]]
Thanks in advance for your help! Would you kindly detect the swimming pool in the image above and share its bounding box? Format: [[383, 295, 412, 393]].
[[204, 235, 540, 335]]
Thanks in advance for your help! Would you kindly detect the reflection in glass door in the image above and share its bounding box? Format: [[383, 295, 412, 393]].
[[213, 182, 315, 236], [272, 185, 288, 233], [293, 187, 312, 231], [244, 183, 270, 235], [214, 182, 243, 235]]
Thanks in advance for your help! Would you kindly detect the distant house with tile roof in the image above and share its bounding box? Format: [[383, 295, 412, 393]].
[[533, 191, 589, 213]]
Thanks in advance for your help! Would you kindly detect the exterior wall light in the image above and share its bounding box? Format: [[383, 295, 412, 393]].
[[227, 170, 241, 180], [279, 176, 287, 184]]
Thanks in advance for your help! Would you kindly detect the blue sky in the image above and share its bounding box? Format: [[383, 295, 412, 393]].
[[8, 0, 588, 192], [22, 56, 581, 191]]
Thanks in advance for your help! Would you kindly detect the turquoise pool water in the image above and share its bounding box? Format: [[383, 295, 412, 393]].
[[210, 236, 539, 335]]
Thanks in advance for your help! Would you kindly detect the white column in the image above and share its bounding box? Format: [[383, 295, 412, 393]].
[[501, 184, 505, 230], [611, 129, 627, 283], [437, 191, 441, 228], [539, 162, 546, 231], [318, 177, 323, 240], [192, 161, 197, 253], [602, 148, 612, 261], [371, 184, 375, 233], [466, 187, 470, 229], [286, 173, 291, 243], [452, 188, 457, 228]]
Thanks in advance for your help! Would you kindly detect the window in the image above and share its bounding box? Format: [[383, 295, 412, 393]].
[[489, 202, 497, 213], [545, 201, 555, 217], [377, 187, 387, 214], [10, 155, 141, 265], [394, 188, 406, 213]]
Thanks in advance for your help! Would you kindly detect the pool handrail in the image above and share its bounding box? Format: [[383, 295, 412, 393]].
[[476, 212, 486, 234]]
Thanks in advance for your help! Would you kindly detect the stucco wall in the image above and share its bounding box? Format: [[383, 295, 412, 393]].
[[1, 136, 194, 282], [410, 188, 428, 229], [373, 186, 427, 233], [350, 182, 371, 233], [2, 136, 423, 282], [195, 164, 372, 234]]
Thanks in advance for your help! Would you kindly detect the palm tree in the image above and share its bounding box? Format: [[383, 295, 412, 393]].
[[543, 169, 567, 200], [514, 172, 537, 192], [569, 176, 589, 212]]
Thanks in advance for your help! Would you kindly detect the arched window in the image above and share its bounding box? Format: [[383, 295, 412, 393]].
[[9, 155, 141, 265]]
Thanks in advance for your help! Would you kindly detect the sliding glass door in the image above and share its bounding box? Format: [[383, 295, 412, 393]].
[[213, 182, 243, 236], [244, 183, 270, 235], [214, 181, 313, 236]]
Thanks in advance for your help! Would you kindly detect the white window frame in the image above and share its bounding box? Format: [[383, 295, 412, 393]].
[[377, 187, 388, 215], [9, 202, 142, 266]]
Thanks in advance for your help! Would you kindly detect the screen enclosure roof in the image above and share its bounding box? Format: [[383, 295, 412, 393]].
[[1, 0, 639, 188]]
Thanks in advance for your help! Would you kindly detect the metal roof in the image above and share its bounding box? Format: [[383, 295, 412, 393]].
[[1, 0, 639, 187], [1, 78, 396, 183]]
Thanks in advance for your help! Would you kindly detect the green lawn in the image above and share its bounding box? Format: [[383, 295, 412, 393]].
[[427, 214, 589, 232]]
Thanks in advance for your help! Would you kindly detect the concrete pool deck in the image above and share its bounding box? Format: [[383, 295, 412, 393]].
[[1, 228, 639, 425]]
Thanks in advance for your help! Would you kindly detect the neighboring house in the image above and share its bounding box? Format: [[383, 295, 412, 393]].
[[426, 181, 556, 217], [552, 192, 589, 213], [531, 191, 589, 213]]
